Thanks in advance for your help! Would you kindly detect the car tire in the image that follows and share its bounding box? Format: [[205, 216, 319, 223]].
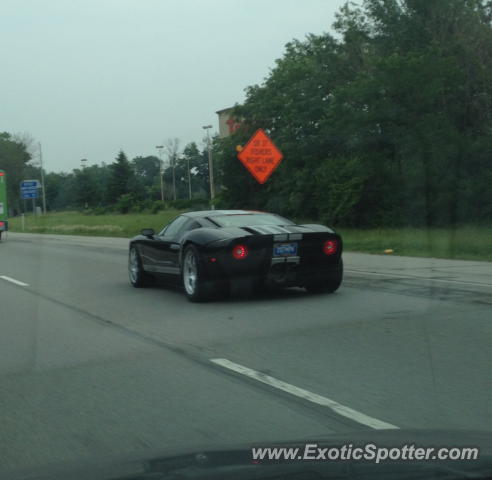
[[128, 246, 152, 288], [182, 244, 212, 302], [305, 258, 343, 294]]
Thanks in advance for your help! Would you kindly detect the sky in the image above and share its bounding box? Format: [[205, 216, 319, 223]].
[[1, 0, 346, 172]]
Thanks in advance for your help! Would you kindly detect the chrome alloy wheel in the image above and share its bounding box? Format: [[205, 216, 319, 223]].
[[183, 249, 198, 295], [129, 248, 139, 284]]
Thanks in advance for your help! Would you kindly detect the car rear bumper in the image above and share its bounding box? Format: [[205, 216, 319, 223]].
[[265, 260, 342, 288], [204, 253, 342, 289]]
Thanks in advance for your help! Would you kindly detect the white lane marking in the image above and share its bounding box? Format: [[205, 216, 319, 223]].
[[211, 358, 398, 430], [346, 269, 492, 288], [0, 275, 29, 287]]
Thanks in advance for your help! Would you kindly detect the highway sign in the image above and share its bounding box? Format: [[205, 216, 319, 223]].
[[20, 180, 40, 189], [21, 190, 38, 199], [20, 179, 40, 199], [237, 129, 283, 184]]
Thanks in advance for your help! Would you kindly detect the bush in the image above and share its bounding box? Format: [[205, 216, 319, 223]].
[[82, 206, 109, 215], [212, 193, 229, 210], [129, 199, 154, 214], [168, 198, 209, 210], [151, 200, 167, 214], [92, 206, 109, 215], [114, 194, 133, 214]]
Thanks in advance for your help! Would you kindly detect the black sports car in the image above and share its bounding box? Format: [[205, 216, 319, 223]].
[[128, 210, 343, 301]]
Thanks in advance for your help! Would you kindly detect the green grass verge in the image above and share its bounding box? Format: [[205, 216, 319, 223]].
[[8, 211, 185, 238], [8, 212, 492, 261], [338, 226, 492, 261]]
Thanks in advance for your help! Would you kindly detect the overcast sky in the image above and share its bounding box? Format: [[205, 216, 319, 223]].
[[1, 0, 346, 172]]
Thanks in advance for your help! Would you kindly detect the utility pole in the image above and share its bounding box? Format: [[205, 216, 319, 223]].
[[163, 140, 178, 202], [202, 125, 214, 209], [156, 146, 165, 202], [39, 142, 47, 214]]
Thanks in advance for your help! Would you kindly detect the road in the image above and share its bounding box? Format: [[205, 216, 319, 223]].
[[0, 232, 491, 476]]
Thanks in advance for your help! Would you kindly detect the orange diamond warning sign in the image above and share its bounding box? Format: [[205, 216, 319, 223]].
[[237, 129, 283, 184]]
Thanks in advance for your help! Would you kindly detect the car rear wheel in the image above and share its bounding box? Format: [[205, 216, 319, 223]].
[[128, 246, 152, 287], [182, 245, 212, 302], [305, 258, 343, 294]]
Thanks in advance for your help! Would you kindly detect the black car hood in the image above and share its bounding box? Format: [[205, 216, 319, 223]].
[[6, 429, 492, 480]]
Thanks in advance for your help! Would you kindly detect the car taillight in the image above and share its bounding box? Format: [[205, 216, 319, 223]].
[[232, 244, 248, 260], [322, 239, 337, 255], [0, 222, 4, 227]]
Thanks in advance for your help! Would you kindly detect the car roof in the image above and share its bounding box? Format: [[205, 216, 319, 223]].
[[183, 210, 265, 218]]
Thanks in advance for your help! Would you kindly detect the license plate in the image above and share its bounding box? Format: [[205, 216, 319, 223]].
[[273, 242, 298, 257]]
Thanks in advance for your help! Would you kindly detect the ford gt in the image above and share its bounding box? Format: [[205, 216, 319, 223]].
[[128, 210, 343, 301]]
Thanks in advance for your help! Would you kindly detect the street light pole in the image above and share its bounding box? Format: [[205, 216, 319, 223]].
[[186, 155, 192, 200], [156, 146, 164, 203], [38, 142, 47, 214], [171, 153, 176, 201], [202, 125, 214, 209]]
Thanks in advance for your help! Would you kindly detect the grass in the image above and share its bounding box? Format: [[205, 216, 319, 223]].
[[8, 211, 492, 261], [8, 211, 185, 238], [338, 226, 492, 262]]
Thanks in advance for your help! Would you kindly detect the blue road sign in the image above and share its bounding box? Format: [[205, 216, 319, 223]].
[[20, 179, 40, 199], [20, 180, 40, 189], [21, 190, 38, 199]]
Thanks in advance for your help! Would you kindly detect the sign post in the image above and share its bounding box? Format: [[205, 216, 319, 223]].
[[237, 129, 283, 184]]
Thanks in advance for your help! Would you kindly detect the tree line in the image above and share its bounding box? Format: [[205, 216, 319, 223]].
[[0, 135, 211, 214], [215, 0, 492, 227]]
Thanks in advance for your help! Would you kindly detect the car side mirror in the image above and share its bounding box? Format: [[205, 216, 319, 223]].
[[141, 228, 155, 238]]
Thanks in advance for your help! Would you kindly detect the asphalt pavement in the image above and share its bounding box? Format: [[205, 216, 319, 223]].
[[0, 231, 491, 476]]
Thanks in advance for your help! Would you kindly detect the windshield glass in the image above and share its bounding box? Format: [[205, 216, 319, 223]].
[[1, 0, 491, 478], [213, 213, 294, 227]]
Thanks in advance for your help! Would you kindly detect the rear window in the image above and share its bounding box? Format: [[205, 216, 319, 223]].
[[213, 214, 294, 227]]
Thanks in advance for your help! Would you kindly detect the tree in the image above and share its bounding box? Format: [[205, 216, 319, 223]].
[[132, 156, 160, 188], [164, 138, 180, 201], [329, 0, 492, 226], [107, 150, 134, 204], [44, 171, 77, 210], [215, 0, 492, 226], [0, 132, 32, 214], [182, 142, 209, 198], [73, 164, 111, 208]]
